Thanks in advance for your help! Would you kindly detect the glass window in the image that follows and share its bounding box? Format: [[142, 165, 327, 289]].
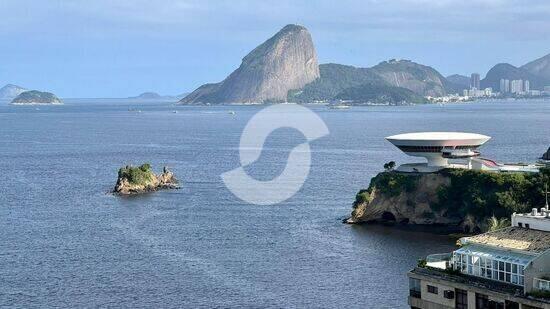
[[427, 285, 438, 294], [456, 289, 468, 309], [512, 264, 517, 274], [506, 263, 511, 272], [409, 278, 421, 298]]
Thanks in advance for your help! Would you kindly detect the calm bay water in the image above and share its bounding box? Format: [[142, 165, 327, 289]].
[[0, 99, 548, 308]]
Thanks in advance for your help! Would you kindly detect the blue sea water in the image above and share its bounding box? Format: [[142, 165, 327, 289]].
[[0, 99, 548, 308]]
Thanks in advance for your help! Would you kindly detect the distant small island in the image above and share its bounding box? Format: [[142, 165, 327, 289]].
[[127, 92, 189, 100], [0, 84, 28, 100], [11, 90, 62, 105], [113, 163, 179, 195]]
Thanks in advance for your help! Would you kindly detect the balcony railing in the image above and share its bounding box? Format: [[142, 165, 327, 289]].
[[534, 277, 550, 292], [426, 253, 452, 270]]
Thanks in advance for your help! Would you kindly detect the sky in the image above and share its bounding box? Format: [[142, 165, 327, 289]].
[[1, 0, 550, 98]]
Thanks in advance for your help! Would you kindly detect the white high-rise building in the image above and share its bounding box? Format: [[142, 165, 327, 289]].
[[499, 79, 510, 93], [524, 80, 530, 92], [511, 79, 524, 94]]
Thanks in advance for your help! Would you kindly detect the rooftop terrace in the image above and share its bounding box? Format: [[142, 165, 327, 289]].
[[460, 227, 550, 254]]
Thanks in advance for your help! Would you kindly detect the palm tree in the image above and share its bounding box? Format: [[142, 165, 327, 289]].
[[487, 216, 510, 232]]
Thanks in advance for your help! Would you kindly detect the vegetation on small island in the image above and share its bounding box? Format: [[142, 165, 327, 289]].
[[11, 90, 62, 104], [351, 166, 550, 231], [114, 163, 178, 195], [117, 164, 156, 186]]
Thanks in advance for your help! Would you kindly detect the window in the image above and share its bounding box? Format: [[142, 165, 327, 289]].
[[456, 289, 468, 309], [453, 252, 526, 286], [427, 285, 438, 294], [525, 223, 530, 229], [476, 293, 488, 309], [487, 300, 504, 309], [505, 300, 519, 309], [409, 278, 421, 298], [518, 222, 523, 227]]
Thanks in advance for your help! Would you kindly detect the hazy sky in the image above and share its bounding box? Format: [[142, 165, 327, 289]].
[[1, 0, 550, 97]]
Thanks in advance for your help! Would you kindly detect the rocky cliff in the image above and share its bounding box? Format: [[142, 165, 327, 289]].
[[181, 24, 319, 104], [347, 168, 549, 232], [113, 164, 179, 195]]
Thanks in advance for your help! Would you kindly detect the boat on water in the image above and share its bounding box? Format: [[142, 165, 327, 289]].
[[228, 111, 236, 115], [329, 104, 351, 110]]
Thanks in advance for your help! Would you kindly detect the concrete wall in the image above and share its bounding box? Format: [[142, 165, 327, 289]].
[[420, 280, 455, 308], [525, 250, 550, 293], [512, 214, 550, 231]]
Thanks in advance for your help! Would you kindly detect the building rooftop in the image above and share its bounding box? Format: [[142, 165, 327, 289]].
[[460, 226, 550, 254]]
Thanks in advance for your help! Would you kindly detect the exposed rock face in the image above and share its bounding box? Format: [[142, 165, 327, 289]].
[[542, 147, 550, 161], [0, 84, 27, 100], [370, 59, 451, 96], [181, 24, 319, 104], [347, 169, 549, 233], [10, 90, 62, 105], [348, 173, 456, 225], [521, 53, 550, 81], [113, 165, 179, 195]]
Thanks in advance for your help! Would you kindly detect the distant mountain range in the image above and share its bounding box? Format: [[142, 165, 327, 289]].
[[181, 25, 453, 105], [181, 24, 550, 104]]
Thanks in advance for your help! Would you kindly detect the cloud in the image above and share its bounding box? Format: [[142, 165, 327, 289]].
[[1, 0, 549, 42]]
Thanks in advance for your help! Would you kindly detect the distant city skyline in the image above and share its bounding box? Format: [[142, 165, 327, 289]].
[[1, 0, 550, 98]]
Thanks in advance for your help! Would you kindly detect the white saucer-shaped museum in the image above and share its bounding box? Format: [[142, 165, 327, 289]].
[[386, 132, 491, 167]]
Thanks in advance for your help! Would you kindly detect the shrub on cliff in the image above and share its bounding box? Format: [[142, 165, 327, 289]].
[[433, 167, 549, 219], [371, 172, 419, 197], [118, 163, 155, 185]]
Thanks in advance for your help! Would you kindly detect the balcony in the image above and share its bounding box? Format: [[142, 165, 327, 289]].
[[426, 253, 452, 270]]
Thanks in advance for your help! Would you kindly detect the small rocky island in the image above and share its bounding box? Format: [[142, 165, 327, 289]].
[[113, 164, 179, 195], [11, 90, 63, 105]]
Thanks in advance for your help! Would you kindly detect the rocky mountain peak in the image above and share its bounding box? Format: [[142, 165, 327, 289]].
[[181, 24, 319, 104]]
